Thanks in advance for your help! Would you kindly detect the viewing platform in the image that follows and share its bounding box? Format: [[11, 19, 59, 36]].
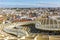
[[36, 16, 60, 30]]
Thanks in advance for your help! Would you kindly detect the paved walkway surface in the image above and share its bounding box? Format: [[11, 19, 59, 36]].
[[0, 22, 35, 40], [0, 23, 20, 40]]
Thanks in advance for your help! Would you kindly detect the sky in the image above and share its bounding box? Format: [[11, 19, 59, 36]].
[[0, 0, 60, 8]]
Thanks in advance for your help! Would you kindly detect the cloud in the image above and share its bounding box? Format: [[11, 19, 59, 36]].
[[36, 3, 60, 7]]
